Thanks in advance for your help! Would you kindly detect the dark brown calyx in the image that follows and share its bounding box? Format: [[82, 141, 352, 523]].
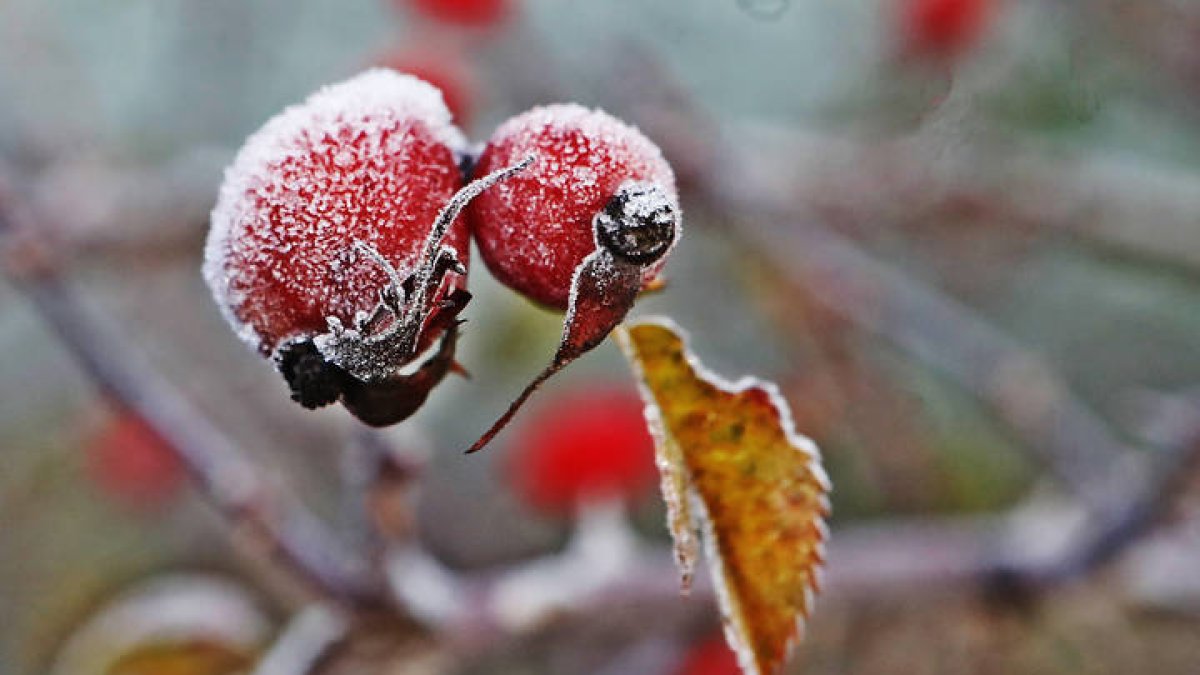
[[594, 181, 678, 265], [278, 339, 347, 409], [277, 323, 463, 427]]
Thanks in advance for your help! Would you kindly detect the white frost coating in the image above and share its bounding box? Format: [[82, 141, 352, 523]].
[[477, 103, 679, 305], [617, 316, 831, 675], [203, 68, 466, 351], [487, 104, 678, 221], [488, 102, 676, 189]]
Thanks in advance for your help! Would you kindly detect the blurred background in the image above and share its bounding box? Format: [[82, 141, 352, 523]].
[[2, 0, 1200, 673]]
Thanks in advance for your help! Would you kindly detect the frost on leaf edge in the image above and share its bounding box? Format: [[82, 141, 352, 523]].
[[615, 315, 831, 675]]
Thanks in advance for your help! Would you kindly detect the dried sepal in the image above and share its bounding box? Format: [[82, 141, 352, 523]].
[[314, 156, 533, 383], [278, 157, 530, 427]]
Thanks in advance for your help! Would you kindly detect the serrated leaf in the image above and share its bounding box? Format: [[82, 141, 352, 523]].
[[616, 318, 831, 675]]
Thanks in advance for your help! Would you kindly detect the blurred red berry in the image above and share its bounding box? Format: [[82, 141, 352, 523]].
[[674, 634, 741, 675], [506, 386, 657, 515], [205, 69, 467, 359], [468, 104, 679, 310], [85, 412, 182, 510], [375, 48, 477, 128], [899, 0, 995, 60], [404, 0, 511, 27]]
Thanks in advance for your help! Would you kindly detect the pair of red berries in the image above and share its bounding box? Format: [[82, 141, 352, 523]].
[[204, 69, 680, 445]]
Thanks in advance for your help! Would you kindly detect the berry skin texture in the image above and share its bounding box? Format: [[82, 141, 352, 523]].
[[899, 0, 995, 60], [462, 105, 680, 454], [467, 104, 679, 310], [506, 386, 657, 515], [204, 68, 467, 360]]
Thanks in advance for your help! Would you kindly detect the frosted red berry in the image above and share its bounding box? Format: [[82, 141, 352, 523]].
[[403, 0, 511, 27], [506, 386, 657, 515], [899, 0, 995, 59], [204, 69, 521, 425], [205, 68, 467, 358], [467, 104, 680, 310], [462, 105, 681, 454]]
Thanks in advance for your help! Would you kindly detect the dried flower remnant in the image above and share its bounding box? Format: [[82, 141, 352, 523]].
[[204, 69, 527, 426], [465, 104, 681, 453], [617, 319, 830, 675]]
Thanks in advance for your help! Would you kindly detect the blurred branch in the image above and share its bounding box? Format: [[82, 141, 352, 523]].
[[253, 606, 348, 675], [0, 177, 383, 610], [605, 47, 1138, 512], [1004, 394, 1200, 587], [726, 124, 1200, 274], [602, 47, 1200, 590], [747, 218, 1137, 512], [710, 127, 1200, 594]]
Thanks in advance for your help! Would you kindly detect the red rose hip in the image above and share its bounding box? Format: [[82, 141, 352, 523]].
[[468, 103, 680, 310], [205, 69, 527, 425], [463, 105, 681, 453]]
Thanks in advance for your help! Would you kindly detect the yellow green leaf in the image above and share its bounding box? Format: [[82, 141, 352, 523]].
[[616, 318, 831, 675]]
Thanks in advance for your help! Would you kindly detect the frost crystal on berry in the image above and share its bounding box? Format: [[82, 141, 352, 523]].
[[203, 69, 531, 426], [204, 68, 468, 359], [464, 104, 682, 453], [468, 103, 680, 310]]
